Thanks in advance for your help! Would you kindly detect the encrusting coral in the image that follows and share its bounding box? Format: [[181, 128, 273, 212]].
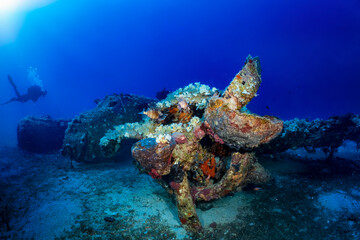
[[100, 55, 283, 234]]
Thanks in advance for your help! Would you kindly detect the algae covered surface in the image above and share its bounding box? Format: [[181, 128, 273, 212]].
[[1, 145, 360, 239], [98, 56, 284, 233]]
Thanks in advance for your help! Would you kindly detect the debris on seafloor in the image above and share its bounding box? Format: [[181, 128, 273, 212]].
[[258, 114, 360, 159], [100, 55, 283, 234], [17, 115, 70, 153]]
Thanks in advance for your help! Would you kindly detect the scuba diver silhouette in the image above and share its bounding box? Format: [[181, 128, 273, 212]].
[[2, 75, 47, 105]]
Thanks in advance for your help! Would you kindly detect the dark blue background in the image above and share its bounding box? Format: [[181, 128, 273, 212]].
[[0, 0, 359, 145]]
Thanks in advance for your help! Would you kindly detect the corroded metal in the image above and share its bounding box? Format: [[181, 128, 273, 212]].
[[103, 56, 283, 234]]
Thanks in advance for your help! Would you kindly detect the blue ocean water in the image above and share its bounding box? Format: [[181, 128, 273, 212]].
[[0, 0, 359, 145], [0, 1, 360, 239]]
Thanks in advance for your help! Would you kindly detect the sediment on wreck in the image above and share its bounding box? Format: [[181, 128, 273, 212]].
[[61, 93, 156, 162], [257, 113, 360, 158]]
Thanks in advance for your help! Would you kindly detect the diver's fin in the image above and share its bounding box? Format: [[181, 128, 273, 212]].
[[1, 97, 16, 105], [8, 75, 21, 97]]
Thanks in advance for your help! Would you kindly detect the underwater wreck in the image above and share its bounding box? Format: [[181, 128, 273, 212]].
[[14, 55, 360, 234], [12, 56, 360, 236], [100, 56, 284, 233]]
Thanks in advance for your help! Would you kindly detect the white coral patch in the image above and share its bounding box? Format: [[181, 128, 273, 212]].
[[156, 82, 217, 110]]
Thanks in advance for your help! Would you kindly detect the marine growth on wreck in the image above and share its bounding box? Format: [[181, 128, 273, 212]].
[[100, 55, 283, 233]]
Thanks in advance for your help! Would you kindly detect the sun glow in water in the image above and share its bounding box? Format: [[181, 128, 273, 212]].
[[0, 0, 22, 12], [0, 0, 57, 45]]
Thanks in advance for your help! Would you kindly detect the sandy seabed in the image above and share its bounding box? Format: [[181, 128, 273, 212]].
[[1, 144, 360, 240]]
